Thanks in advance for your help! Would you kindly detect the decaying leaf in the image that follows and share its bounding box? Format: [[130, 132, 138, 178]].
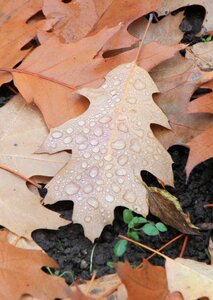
[[117, 260, 168, 300], [0, 230, 69, 300], [0, 94, 70, 239], [146, 185, 198, 234], [157, 0, 213, 33], [39, 61, 173, 241], [152, 60, 213, 174], [186, 41, 213, 69], [0, 0, 54, 85], [166, 257, 213, 300]]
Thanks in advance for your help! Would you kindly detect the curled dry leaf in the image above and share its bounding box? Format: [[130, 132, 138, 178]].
[[0, 94, 70, 239], [39, 61, 173, 241], [146, 185, 198, 234], [0, 230, 69, 300], [117, 260, 168, 300], [166, 257, 213, 300], [0, 0, 54, 85], [186, 41, 213, 69]]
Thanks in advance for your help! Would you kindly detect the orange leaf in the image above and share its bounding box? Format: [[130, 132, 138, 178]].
[[0, 230, 68, 300], [117, 260, 168, 300]]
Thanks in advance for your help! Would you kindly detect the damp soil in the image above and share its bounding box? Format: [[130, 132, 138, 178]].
[[32, 147, 213, 284], [1, 3, 212, 287]]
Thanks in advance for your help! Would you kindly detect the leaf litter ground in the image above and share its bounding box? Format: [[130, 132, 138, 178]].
[[31, 145, 213, 284]]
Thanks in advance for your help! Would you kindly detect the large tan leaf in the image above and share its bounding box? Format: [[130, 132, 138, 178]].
[[39, 61, 173, 241], [157, 0, 213, 32], [0, 94, 70, 239], [0, 0, 54, 85], [166, 257, 213, 300], [0, 230, 68, 300], [8, 24, 184, 128]]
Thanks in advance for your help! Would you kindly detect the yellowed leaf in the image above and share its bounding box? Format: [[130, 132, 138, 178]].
[[40, 61, 173, 241], [0, 95, 70, 239]]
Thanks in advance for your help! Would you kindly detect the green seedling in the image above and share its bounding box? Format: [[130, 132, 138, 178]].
[[114, 209, 167, 257], [44, 266, 74, 281], [201, 35, 212, 42]]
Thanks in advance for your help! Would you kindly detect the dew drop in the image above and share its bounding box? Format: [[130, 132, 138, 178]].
[[52, 130, 63, 139], [133, 78, 145, 90], [116, 169, 127, 176], [118, 177, 124, 184], [87, 198, 99, 209], [112, 184, 120, 193], [76, 134, 87, 144], [66, 128, 73, 134], [111, 90, 116, 96], [118, 155, 128, 166], [83, 184, 93, 194], [96, 186, 102, 192], [84, 216, 92, 223], [130, 139, 141, 153], [92, 146, 100, 153], [123, 190, 136, 203], [94, 154, 100, 160], [83, 152, 91, 159], [82, 162, 88, 169], [127, 97, 137, 104], [105, 164, 113, 170], [83, 128, 90, 134], [99, 116, 112, 124], [114, 80, 120, 86], [94, 127, 103, 137], [90, 139, 99, 146], [78, 120, 85, 126], [106, 195, 114, 202], [104, 155, 112, 162], [102, 84, 108, 89], [65, 182, 80, 195], [118, 123, 128, 133], [106, 172, 113, 178], [111, 140, 126, 150], [63, 137, 72, 144], [89, 167, 99, 178], [78, 144, 87, 150], [90, 121, 96, 127]]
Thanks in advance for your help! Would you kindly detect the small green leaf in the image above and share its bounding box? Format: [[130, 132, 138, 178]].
[[206, 36, 212, 41], [142, 223, 159, 236], [128, 231, 140, 241], [114, 240, 128, 257], [128, 216, 148, 229], [155, 222, 168, 232], [123, 209, 134, 224], [107, 261, 115, 269]]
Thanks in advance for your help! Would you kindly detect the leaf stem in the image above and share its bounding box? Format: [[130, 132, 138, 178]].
[[0, 164, 41, 188]]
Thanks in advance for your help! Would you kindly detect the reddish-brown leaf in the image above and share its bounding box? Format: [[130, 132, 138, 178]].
[[117, 260, 168, 300], [0, 230, 68, 300]]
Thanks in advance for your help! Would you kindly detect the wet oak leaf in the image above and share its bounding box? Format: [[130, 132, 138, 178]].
[[0, 94, 70, 239], [117, 260, 168, 300], [166, 257, 213, 300], [39, 61, 173, 241], [146, 185, 198, 234], [0, 0, 54, 85], [0, 230, 69, 300]]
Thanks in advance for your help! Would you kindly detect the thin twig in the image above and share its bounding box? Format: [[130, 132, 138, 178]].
[[179, 235, 189, 258]]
